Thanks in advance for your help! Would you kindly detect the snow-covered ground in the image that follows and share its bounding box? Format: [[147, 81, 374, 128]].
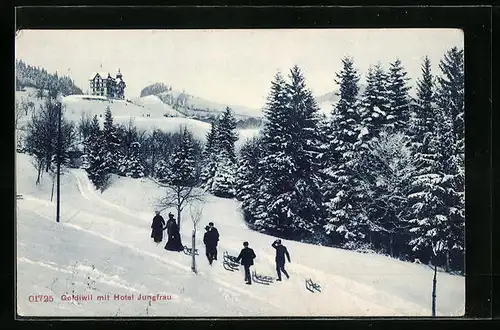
[[16, 152, 465, 317]]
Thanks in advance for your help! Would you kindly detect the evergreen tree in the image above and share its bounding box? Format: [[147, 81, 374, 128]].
[[249, 67, 324, 240], [436, 47, 464, 155], [85, 118, 111, 190], [410, 56, 435, 150], [408, 48, 465, 272], [321, 58, 368, 246], [211, 155, 237, 198], [359, 63, 390, 144], [120, 141, 145, 178], [217, 107, 238, 163], [200, 120, 219, 190], [235, 137, 264, 209], [165, 126, 197, 187], [386, 59, 412, 132], [209, 107, 238, 197], [102, 106, 121, 174], [82, 115, 100, 169], [357, 130, 417, 257]]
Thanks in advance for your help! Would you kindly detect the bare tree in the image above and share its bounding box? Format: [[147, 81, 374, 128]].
[[189, 201, 204, 273], [24, 100, 77, 185], [154, 180, 206, 233]]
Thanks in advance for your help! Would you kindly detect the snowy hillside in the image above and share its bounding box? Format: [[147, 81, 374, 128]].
[[156, 89, 264, 119], [61, 94, 184, 120], [16, 152, 465, 317], [129, 95, 184, 118], [15, 91, 260, 149]]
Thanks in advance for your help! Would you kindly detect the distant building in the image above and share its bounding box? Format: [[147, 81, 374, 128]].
[[89, 69, 126, 99]]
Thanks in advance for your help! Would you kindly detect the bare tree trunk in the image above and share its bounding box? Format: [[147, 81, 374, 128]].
[[36, 162, 42, 185], [432, 264, 437, 316], [446, 250, 450, 272], [51, 176, 55, 201], [191, 229, 196, 273]]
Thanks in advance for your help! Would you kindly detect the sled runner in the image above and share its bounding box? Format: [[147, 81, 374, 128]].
[[183, 245, 199, 256], [222, 251, 239, 271], [252, 270, 274, 285], [305, 278, 321, 293]]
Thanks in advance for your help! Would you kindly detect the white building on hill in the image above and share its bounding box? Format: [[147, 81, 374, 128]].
[[89, 69, 126, 99]]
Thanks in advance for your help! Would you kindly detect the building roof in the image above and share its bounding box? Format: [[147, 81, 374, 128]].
[[90, 72, 112, 80]]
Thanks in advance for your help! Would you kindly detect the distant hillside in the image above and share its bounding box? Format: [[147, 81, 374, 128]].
[[15, 59, 83, 96], [140, 82, 264, 127], [314, 84, 367, 116]]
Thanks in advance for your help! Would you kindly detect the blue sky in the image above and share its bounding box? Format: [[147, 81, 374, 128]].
[[16, 29, 463, 109]]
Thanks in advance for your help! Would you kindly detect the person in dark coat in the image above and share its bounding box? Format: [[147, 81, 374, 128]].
[[150, 211, 166, 243], [208, 222, 219, 260], [203, 226, 216, 265], [272, 239, 291, 281], [165, 213, 176, 233], [236, 241, 256, 285], [164, 214, 184, 252]]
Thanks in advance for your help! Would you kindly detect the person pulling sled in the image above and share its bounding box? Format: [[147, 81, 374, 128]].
[[203, 226, 217, 265], [236, 241, 256, 285]]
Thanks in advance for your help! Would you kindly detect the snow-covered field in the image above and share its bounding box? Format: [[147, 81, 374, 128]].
[[16, 152, 465, 317]]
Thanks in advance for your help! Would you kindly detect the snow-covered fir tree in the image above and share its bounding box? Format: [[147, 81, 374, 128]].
[[436, 47, 464, 156], [247, 67, 324, 240], [359, 63, 390, 145], [407, 48, 465, 272], [321, 57, 368, 246], [357, 130, 417, 257], [386, 59, 412, 133], [102, 106, 121, 174], [211, 154, 237, 198], [81, 115, 101, 170], [409, 56, 436, 154], [84, 117, 111, 190], [164, 126, 197, 187], [154, 159, 169, 184], [210, 107, 238, 197], [120, 141, 145, 178], [235, 136, 263, 209], [217, 107, 238, 163], [200, 120, 219, 191]]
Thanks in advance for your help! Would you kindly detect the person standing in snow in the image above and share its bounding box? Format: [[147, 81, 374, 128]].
[[164, 214, 184, 252], [272, 239, 291, 281], [203, 226, 216, 265], [236, 241, 256, 285], [150, 210, 166, 243], [166, 213, 176, 233], [208, 222, 219, 260]]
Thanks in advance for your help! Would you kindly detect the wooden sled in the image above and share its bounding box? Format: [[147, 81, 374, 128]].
[[252, 270, 274, 285], [305, 278, 321, 293], [222, 251, 239, 271], [183, 245, 199, 256]]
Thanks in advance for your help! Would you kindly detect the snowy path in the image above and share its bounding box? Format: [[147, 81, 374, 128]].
[[16, 153, 464, 317]]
